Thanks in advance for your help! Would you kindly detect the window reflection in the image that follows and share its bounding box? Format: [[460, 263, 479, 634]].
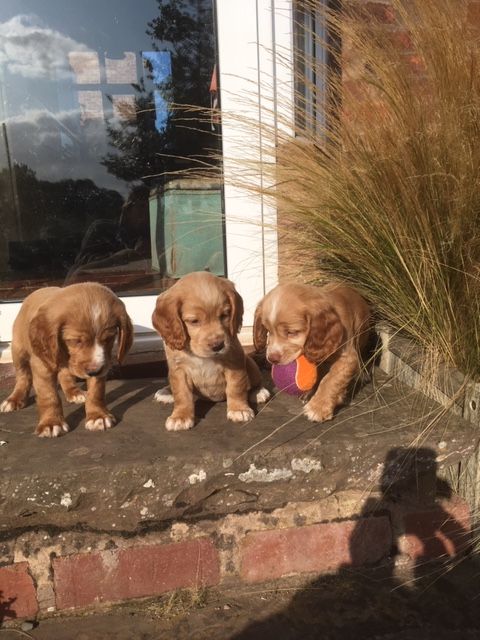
[[0, 0, 224, 301]]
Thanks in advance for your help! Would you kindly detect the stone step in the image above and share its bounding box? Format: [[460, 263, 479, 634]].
[[0, 369, 475, 621]]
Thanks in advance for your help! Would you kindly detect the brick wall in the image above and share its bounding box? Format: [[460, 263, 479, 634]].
[[0, 495, 470, 621]]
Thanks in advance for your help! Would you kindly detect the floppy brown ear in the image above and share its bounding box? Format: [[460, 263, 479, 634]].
[[253, 301, 268, 352], [151, 290, 187, 350], [116, 305, 134, 363], [224, 280, 244, 334], [303, 302, 345, 364], [29, 310, 60, 370]]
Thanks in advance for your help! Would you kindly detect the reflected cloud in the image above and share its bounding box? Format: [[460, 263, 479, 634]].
[[0, 14, 88, 80], [5, 107, 126, 194]]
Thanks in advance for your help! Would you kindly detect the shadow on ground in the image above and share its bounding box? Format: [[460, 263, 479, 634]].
[[231, 445, 479, 640]]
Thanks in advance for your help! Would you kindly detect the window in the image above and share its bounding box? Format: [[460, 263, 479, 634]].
[[294, 0, 328, 137], [0, 0, 223, 303]]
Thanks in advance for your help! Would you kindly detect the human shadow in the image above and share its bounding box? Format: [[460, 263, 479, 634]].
[[231, 446, 479, 640], [375, 447, 471, 577], [0, 590, 17, 624]]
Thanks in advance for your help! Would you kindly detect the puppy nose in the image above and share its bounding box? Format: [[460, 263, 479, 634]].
[[86, 367, 103, 377], [268, 352, 282, 364], [210, 340, 225, 352]]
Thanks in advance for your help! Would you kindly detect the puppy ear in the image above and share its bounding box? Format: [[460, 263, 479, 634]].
[[29, 310, 59, 370], [253, 302, 268, 352], [303, 303, 345, 364], [225, 281, 244, 334], [151, 290, 187, 350], [115, 305, 134, 363]]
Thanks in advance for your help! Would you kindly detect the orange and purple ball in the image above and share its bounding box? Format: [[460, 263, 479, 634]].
[[271, 355, 318, 397]]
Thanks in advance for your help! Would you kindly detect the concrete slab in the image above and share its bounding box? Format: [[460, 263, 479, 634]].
[[0, 370, 475, 534]]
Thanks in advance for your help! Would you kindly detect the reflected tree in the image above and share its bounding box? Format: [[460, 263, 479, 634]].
[[101, 79, 172, 185], [0, 164, 122, 240], [146, 0, 215, 106], [0, 163, 123, 276], [101, 0, 220, 186]]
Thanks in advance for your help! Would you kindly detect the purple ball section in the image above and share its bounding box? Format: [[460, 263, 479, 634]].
[[271, 361, 303, 397]]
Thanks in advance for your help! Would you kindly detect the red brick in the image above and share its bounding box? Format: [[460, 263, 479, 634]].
[[53, 538, 220, 610], [401, 53, 426, 75], [370, 2, 395, 22], [397, 497, 471, 560], [389, 29, 414, 52], [0, 562, 38, 621], [240, 517, 392, 583], [360, 2, 397, 24]]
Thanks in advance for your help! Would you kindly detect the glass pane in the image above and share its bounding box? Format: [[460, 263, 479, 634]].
[[0, 0, 224, 301], [294, 1, 327, 137]]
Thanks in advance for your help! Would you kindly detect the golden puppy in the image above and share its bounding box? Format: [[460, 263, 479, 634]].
[[152, 271, 270, 431], [253, 282, 372, 422], [0, 283, 133, 437]]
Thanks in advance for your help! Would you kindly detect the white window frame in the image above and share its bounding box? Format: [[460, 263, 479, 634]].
[[0, 0, 294, 363]]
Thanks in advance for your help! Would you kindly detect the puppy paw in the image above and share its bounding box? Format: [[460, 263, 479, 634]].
[[165, 415, 195, 431], [36, 421, 69, 438], [303, 400, 334, 423], [64, 388, 87, 404], [0, 397, 25, 412], [249, 387, 271, 404], [85, 413, 116, 431], [154, 386, 174, 404], [227, 407, 255, 423]]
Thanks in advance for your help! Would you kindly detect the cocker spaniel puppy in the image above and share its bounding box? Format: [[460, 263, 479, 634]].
[[0, 283, 133, 437], [253, 282, 372, 422], [152, 271, 270, 431]]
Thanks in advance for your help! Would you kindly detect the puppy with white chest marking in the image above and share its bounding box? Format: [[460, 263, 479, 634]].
[[254, 282, 372, 422], [152, 271, 270, 431], [0, 283, 133, 437]]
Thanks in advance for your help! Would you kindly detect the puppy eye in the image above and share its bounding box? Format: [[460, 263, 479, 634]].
[[287, 330, 299, 337], [185, 318, 199, 325], [66, 338, 82, 347]]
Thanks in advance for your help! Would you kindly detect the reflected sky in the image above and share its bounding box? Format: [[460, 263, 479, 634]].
[[0, 0, 159, 55], [0, 0, 161, 193]]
